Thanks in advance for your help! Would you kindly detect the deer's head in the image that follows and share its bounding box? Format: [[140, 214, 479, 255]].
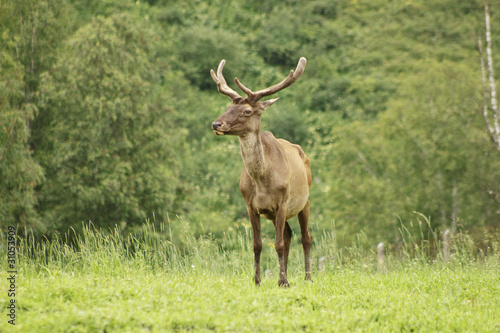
[[211, 58, 307, 136]]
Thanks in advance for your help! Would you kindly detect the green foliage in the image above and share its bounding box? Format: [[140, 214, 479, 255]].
[[0, 58, 44, 231], [35, 13, 184, 232], [175, 26, 252, 90], [321, 60, 500, 240], [0, 0, 77, 100], [0, 0, 72, 233], [256, 7, 305, 67], [267, 104, 310, 146], [255, 2, 342, 67]]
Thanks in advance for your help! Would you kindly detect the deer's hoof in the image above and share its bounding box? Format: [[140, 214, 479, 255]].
[[305, 273, 313, 282], [254, 275, 261, 286], [278, 278, 290, 288]]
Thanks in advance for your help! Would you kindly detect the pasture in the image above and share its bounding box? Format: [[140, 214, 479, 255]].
[[1, 223, 499, 332]]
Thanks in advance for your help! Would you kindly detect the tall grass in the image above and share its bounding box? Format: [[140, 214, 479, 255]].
[[4, 215, 498, 278], [9, 222, 253, 279]]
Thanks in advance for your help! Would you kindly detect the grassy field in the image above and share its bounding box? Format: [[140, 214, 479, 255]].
[[1, 223, 500, 332]]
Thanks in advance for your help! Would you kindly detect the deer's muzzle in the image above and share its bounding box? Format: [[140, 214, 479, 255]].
[[212, 122, 225, 135]]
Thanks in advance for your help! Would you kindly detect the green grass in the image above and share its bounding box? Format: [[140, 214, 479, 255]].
[[1, 223, 500, 332]]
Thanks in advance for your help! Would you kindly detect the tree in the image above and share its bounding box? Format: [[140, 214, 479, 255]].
[[478, 0, 500, 152], [322, 60, 499, 242], [174, 26, 251, 90], [0, 0, 73, 233], [0, 47, 44, 232], [35, 13, 184, 232]]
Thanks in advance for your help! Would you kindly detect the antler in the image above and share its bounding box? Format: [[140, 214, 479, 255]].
[[210, 60, 244, 103], [235, 57, 307, 105], [211, 57, 307, 105]]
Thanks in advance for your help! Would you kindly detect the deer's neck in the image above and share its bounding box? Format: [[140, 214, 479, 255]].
[[239, 132, 268, 179]]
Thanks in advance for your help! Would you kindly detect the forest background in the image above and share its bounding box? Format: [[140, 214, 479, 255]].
[[1, 0, 499, 248]]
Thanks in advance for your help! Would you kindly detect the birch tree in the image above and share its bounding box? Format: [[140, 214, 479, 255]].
[[478, 0, 500, 151]]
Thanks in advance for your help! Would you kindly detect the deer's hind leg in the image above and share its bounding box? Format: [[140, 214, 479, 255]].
[[283, 221, 293, 276], [298, 201, 312, 281]]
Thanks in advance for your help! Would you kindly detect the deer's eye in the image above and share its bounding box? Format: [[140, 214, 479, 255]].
[[244, 110, 252, 116]]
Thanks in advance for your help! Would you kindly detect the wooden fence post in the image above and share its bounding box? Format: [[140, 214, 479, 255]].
[[318, 256, 327, 272], [377, 242, 385, 269]]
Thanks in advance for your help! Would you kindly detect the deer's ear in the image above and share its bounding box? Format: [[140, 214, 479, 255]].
[[260, 98, 279, 110]]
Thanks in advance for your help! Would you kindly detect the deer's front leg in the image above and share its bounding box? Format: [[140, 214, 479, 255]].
[[274, 205, 289, 287], [248, 206, 262, 285]]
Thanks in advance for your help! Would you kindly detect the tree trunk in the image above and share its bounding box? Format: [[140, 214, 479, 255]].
[[480, 0, 500, 151], [451, 177, 458, 234]]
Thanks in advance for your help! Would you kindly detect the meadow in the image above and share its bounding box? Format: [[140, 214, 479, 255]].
[[1, 222, 499, 332]]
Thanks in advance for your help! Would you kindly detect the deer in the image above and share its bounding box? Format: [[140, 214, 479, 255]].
[[210, 57, 312, 287]]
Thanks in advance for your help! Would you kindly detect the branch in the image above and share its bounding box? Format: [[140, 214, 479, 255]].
[[355, 149, 377, 181], [31, 7, 38, 78]]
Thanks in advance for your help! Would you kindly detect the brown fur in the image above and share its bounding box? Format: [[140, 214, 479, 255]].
[[211, 58, 312, 287]]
